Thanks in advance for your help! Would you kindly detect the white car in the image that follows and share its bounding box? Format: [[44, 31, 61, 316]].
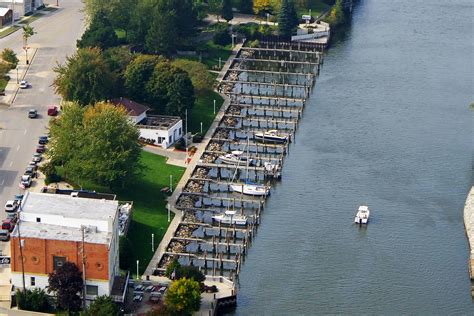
[[20, 175, 32, 188], [19, 80, 29, 89], [4, 200, 18, 212]]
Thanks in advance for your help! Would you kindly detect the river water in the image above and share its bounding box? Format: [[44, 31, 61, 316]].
[[231, 0, 474, 314]]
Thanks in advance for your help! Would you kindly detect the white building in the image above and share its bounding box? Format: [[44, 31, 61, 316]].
[[0, 0, 44, 19], [10, 192, 127, 301], [111, 97, 183, 149]]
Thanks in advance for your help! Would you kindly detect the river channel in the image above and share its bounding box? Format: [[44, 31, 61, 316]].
[[230, 0, 474, 314]]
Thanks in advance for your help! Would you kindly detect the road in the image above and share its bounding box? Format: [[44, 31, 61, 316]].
[[0, 0, 85, 222]]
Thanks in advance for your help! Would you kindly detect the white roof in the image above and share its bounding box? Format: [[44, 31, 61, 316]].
[[0, 8, 11, 17], [21, 192, 118, 221], [358, 205, 369, 211], [12, 221, 111, 245]]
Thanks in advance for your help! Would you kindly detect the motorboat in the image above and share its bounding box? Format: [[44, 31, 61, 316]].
[[354, 205, 370, 224], [219, 151, 254, 165], [230, 181, 270, 196], [254, 130, 289, 143], [212, 210, 247, 226]]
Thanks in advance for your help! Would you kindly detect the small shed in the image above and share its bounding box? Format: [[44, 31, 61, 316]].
[[0, 7, 12, 26]]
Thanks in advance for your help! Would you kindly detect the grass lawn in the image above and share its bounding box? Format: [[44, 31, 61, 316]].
[[117, 151, 185, 275], [56, 151, 185, 275], [296, 0, 331, 18], [188, 91, 224, 134], [18, 13, 43, 25], [182, 41, 232, 71], [0, 26, 21, 39], [42, 6, 58, 12]]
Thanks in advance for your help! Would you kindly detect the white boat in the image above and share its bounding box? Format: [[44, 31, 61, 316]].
[[354, 205, 370, 224], [230, 182, 270, 196], [254, 130, 289, 143], [212, 210, 247, 226], [219, 151, 254, 165]]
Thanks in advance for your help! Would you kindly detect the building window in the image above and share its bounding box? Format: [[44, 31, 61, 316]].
[[53, 256, 66, 271], [86, 285, 99, 296], [30, 277, 35, 286], [36, 217, 41, 222], [169, 136, 172, 144], [157, 137, 165, 144]]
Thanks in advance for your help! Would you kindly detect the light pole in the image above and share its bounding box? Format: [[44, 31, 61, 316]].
[[136, 260, 139, 280], [218, 57, 222, 69], [266, 13, 269, 24], [151, 234, 154, 252], [185, 109, 188, 164], [169, 174, 173, 192], [200, 122, 203, 134], [16, 68, 19, 84], [231, 34, 235, 48], [167, 203, 171, 223], [213, 99, 216, 115]]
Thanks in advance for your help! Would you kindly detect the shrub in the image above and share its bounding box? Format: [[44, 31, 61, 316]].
[[45, 173, 62, 185], [1, 48, 19, 69], [213, 29, 231, 46], [16, 288, 51, 312]]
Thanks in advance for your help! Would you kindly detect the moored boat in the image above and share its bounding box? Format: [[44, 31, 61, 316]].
[[212, 210, 247, 226], [219, 151, 254, 165], [230, 181, 270, 196], [254, 130, 289, 143], [354, 205, 370, 224]]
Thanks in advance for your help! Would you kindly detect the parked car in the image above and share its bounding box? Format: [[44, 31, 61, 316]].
[[28, 109, 38, 118], [21, 175, 32, 188], [38, 136, 48, 145], [13, 194, 23, 202], [36, 145, 45, 153], [145, 285, 156, 293], [32, 153, 42, 163], [24, 166, 37, 178], [149, 292, 162, 303], [4, 200, 18, 212], [47, 105, 58, 116], [19, 80, 29, 89], [0, 229, 10, 242], [2, 219, 16, 232], [132, 294, 143, 302]]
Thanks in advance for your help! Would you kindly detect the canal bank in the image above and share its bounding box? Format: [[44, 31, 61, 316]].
[[230, 0, 474, 314]]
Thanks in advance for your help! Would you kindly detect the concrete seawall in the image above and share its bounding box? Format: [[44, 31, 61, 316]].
[[463, 186, 474, 294]]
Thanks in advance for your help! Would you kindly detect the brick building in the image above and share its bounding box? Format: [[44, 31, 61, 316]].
[[10, 192, 124, 300]]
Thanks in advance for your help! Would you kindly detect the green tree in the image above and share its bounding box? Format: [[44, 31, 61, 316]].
[[172, 59, 214, 95], [145, 3, 178, 55], [47, 262, 83, 313], [166, 70, 195, 117], [222, 0, 234, 22], [179, 266, 205, 283], [1, 48, 18, 69], [165, 278, 201, 315], [53, 48, 116, 106], [278, 0, 297, 38], [16, 288, 51, 312], [124, 54, 164, 102], [22, 24, 35, 46], [77, 10, 119, 49], [164, 259, 181, 279], [175, 0, 197, 39], [240, 0, 254, 14], [87, 295, 118, 316], [324, 0, 346, 26], [48, 102, 142, 188]]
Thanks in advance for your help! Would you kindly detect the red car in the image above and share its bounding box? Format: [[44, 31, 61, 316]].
[[2, 218, 16, 232], [36, 145, 45, 153], [48, 105, 58, 116]]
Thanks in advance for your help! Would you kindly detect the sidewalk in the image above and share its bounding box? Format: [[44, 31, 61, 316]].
[[143, 145, 187, 168], [0, 48, 38, 106]]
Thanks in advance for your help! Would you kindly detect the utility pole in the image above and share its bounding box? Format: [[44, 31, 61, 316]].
[[17, 202, 26, 292], [169, 175, 173, 192], [185, 109, 188, 164], [81, 226, 86, 311], [213, 99, 216, 115], [151, 233, 154, 252]]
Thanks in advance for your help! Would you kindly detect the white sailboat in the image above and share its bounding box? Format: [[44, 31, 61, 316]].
[[354, 205, 370, 224], [219, 151, 254, 166], [212, 210, 247, 226], [254, 130, 289, 143]]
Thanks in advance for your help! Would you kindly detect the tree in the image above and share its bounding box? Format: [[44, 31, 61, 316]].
[[165, 278, 201, 315], [164, 260, 204, 283], [253, 0, 271, 14], [145, 3, 178, 55], [22, 24, 35, 46], [47, 262, 83, 313], [175, 0, 198, 39], [77, 10, 119, 49], [53, 48, 116, 106], [222, 0, 233, 22], [16, 288, 51, 312], [278, 0, 298, 38], [87, 296, 118, 316], [48, 102, 142, 188], [171, 59, 214, 95], [1, 48, 18, 69], [165, 70, 195, 117], [240, 0, 254, 14], [124, 54, 164, 102], [325, 0, 346, 26]]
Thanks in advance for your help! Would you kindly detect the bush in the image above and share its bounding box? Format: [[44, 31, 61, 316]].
[[16, 289, 51, 312], [213, 29, 231, 46], [45, 173, 62, 185]]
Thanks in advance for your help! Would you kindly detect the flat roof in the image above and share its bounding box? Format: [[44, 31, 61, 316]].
[[12, 221, 111, 245], [21, 192, 118, 221], [138, 115, 181, 130]]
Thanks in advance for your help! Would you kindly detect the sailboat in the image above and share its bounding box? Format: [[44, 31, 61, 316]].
[[254, 130, 289, 143], [229, 137, 271, 196], [212, 210, 247, 226], [354, 205, 370, 224], [218, 151, 254, 166]]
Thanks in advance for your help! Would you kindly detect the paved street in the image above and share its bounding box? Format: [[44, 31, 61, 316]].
[[0, 0, 85, 291]]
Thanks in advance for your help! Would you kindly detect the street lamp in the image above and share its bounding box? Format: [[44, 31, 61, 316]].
[[200, 122, 203, 134], [266, 13, 269, 24], [213, 99, 216, 115], [167, 203, 171, 223], [169, 174, 173, 192], [136, 260, 139, 280], [16, 68, 19, 84], [151, 233, 154, 252]]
